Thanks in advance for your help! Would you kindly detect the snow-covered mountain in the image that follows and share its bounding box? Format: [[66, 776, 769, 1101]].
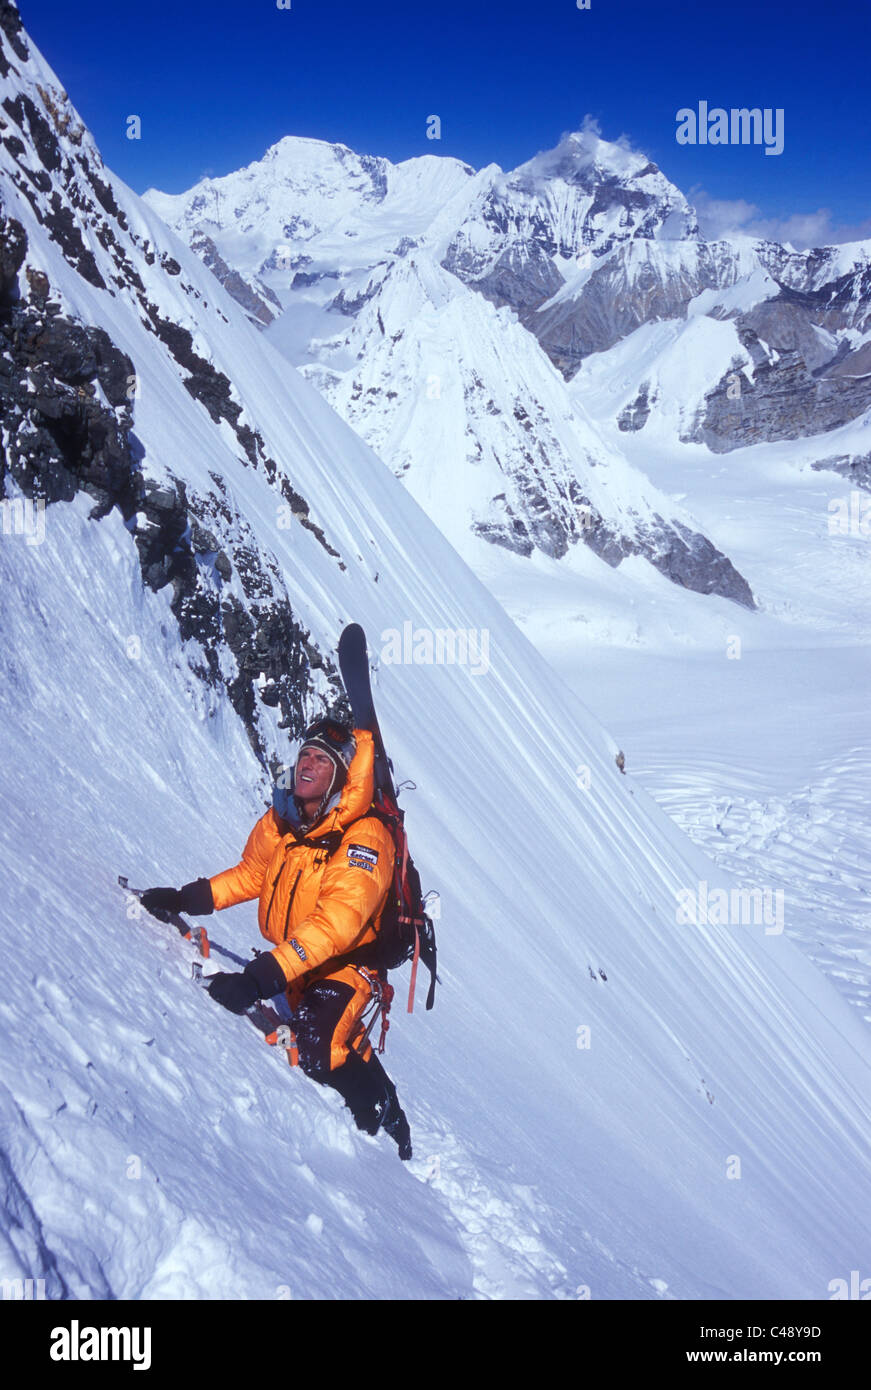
[[143, 134, 487, 325], [290, 250, 754, 605], [438, 129, 871, 453], [441, 125, 700, 346], [146, 123, 871, 615], [3, 0, 871, 1304]]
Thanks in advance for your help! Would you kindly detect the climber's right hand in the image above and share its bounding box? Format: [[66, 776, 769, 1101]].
[[140, 879, 214, 916]]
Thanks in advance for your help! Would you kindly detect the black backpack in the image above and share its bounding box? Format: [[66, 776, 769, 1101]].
[[365, 804, 438, 1011]]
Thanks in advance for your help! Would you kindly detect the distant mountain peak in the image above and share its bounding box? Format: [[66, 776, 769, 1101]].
[[264, 132, 354, 159], [514, 121, 660, 188]]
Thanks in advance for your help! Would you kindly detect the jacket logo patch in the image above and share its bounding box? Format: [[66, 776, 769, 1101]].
[[347, 843, 379, 869], [290, 937, 307, 962]]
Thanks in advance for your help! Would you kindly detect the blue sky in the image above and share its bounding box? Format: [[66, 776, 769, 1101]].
[[20, 0, 871, 243]]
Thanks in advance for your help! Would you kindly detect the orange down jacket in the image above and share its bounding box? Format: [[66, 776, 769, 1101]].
[[208, 729, 395, 995]]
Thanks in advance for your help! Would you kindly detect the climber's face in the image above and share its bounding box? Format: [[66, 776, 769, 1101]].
[[295, 746, 336, 804]]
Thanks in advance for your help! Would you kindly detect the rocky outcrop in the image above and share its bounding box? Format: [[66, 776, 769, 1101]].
[[618, 382, 654, 432], [642, 517, 755, 608], [459, 384, 755, 605], [522, 241, 748, 378], [472, 486, 753, 606], [0, 198, 342, 771], [689, 319, 871, 452], [811, 451, 871, 491], [189, 231, 279, 326], [684, 260, 871, 451], [0, 208, 136, 516], [131, 469, 345, 768]]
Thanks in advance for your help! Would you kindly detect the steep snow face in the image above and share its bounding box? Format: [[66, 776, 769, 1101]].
[[3, 2, 871, 1302], [7, 486, 871, 1303], [287, 250, 754, 606]]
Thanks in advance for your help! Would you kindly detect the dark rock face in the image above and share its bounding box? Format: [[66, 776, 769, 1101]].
[[530, 243, 742, 379], [290, 268, 339, 290], [469, 460, 755, 607], [690, 328, 871, 453], [469, 468, 755, 606], [618, 382, 654, 432], [139, 300, 343, 567], [190, 230, 278, 326], [455, 235, 565, 319], [135, 470, 340, 766], [644, 518, 755, 608], [811, 452, 871, 491], [332, 275, 385, 316], [471, 506, 534, 556], [569, 499, 755, 609], [0, 208, 137, 516], [354, 152, 389, 203], [0, 197, 343, 769], [0, 1, 30, 69], [685, 264, 871, 450]]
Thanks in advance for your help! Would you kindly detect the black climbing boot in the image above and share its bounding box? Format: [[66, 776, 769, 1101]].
[[316, 1049, 413, 1159]]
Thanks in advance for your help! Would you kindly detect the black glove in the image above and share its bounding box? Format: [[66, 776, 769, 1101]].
[[140, 878, 214, 917], [207, 971, 260, 1014], [207, 952, 286, 1014]]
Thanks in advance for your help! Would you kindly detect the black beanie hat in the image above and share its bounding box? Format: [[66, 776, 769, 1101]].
[[296, 718, 356, 798]]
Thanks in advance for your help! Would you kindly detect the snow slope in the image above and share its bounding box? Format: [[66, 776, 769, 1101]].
[[5, 490, 871, 1300], [505, 352, 871, 1043], [2, 2, 871, 1300]]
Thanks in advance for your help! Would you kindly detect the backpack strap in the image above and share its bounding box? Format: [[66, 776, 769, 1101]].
[[311, 809, 398, 973], [293, 807, 437, 1008]]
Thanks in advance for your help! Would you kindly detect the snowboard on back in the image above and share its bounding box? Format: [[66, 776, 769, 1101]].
[[337, 623, 438, 1010]]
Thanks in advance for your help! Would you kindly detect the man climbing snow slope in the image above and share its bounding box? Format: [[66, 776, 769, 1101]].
[[141, 718, 413, 1160]]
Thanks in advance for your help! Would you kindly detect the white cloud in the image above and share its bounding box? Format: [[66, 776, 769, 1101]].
[[689, 187, 871, 249]]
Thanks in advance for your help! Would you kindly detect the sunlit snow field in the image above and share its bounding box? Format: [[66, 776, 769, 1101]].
[[497, 415, 871, 1031]]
